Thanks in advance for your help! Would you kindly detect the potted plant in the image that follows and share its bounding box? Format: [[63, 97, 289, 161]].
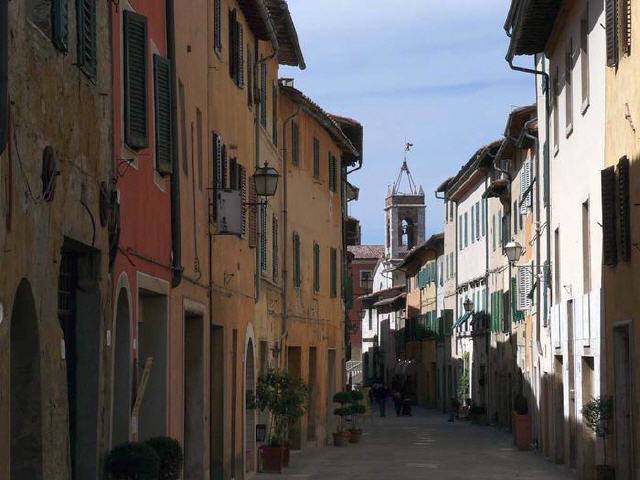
[[144, 437, 183, 480], [252, 369, 309, 473], [512, 393, 531, 450], [581, 396, 615, 480], [104, 442, 160, 480], [332, 391, 352, 446], [348, 390, 366, 443]]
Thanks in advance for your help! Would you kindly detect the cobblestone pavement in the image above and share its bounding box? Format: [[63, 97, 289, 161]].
[[257, 407, 576, 479]]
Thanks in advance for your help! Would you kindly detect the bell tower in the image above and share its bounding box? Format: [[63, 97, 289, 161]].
[[384, 144, 425, 262]]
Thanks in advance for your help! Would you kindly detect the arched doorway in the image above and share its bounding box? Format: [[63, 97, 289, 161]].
[[11, 279, 43, 480], [112, 287, 131, 446], [244, 339, 256, 473]]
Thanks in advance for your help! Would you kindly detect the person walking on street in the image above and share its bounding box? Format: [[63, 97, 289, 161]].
[[374, 382, 387, 417]]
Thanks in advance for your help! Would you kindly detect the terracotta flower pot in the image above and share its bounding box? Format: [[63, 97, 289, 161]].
[[260, 445, 287, 473], [333, 431, 349, 447], [348, 429, 362, 443], [512, 411, 531, 450]]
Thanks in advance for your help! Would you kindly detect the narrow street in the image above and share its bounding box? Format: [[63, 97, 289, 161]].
[[259, 408, 576, 480]]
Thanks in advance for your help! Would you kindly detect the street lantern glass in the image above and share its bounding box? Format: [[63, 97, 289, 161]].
[[253, 162, 280, 197], [504, 241, 525, 264], [463, 297, 474, 313]]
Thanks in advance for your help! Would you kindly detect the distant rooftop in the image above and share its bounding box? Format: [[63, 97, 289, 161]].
[[348, 245, 385, 260]]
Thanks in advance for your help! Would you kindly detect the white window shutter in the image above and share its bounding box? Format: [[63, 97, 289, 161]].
[[517, 267, 527, 310]]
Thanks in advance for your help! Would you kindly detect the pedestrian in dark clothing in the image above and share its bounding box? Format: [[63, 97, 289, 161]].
[[374, 383, 387, 417]]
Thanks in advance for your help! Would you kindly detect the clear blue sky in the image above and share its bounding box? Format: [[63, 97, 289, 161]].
[[281, 0, 535, 245]]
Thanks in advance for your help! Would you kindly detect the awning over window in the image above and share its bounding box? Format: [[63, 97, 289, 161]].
[[453, 312, 471, 329]]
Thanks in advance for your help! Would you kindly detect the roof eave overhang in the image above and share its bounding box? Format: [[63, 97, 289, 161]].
[[505, 0, 564, 60], [238, 0, 279, 48], [280, 85, 359, 157], [265, 0, 306, 69]]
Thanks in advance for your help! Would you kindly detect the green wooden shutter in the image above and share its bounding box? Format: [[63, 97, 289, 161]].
[[272, 215, 279, 276], [260, 61, 267, 127], [124, 11, 148, 150], [291, 122, 299, 165], [313, 137, 320, 178], [606, 0, 618, 67], [330, 248, 337, 297], [153, 55, 173, 175], [240, 166, 247, 236], [0, 0, 7, 156], [260, 206, 267, 272], [52, 0, 69, 52], [293, 233, 301, 287], [272, 83, 277, 145], [214, 0, 222, 52], [618, 157, 631, 262], [601, 166, 617, 266], [313, 242, 320, 292], [77, 0, 96, 79]]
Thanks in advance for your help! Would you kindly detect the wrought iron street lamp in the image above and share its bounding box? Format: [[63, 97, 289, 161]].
[[252, 162, 279, 198], [463, 297, 474, 313], [504, 240, 525, 265]]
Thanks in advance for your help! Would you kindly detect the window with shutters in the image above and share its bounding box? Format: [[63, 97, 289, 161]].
[[475, 201, 480, 240], [77, 0, 97, 79], [621, 0, 632, 56], [464, 212, 468, 247], [601, 166, 617, 265], [580, 6, 590, 109], [212, 133, 224, 222], [124, 11, 148, 150], [552, 68, 559, 152], [260, 61, 267, 128], [248, 180, 257, 247], [214, 0, 222, 53], [606, 0, 618, 65], [154, 55, 173, 175], [565, 40, 574, 134], [520, 159, 532, 213], [329, 153, 337, 192], [291, 121, 299, 166], [272, 83, 278, 145], [196, 108, 203, 189], [313, 137, 320, 178], [272, 215, 278, 280], [330, 248, 337, 298], [260, 206, 267, 272], [293, 232, 301, 288], [53, 0, 68, 51], [618, 156, 631, 262], [513, 200, 519, 235], [554, 228, 561, 301], [240, 166, 247, 236], [459, 215, 464, 251], [471, 205, 475, 243], [517, 267, 533, 311], [313, 242, 320, 293], [582, 200, 592, 292], [492, 213, 496, 251], [228, 10, 244, 88], [247, 46, 253, 107]]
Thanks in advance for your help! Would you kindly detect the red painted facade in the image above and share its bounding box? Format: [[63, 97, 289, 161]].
[[110, 0, 173, 437], [347, 245, 383, 360]]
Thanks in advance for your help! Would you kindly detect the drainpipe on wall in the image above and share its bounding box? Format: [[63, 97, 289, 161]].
[[279, 105, 300, 368], [166, 0, 182, 288]]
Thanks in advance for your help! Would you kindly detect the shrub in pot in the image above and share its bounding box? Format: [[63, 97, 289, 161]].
[[144, 437, 183, 480], [512, 394, 531, 450], [104, 442, 160, 480], [332, 391, 352, 446], [252, 369, 309, 472], [582, 396, 615, 480]]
